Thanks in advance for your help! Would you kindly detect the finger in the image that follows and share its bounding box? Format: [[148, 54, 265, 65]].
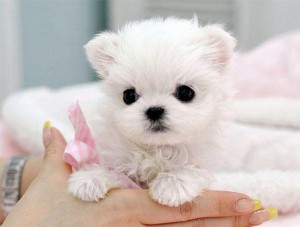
[[42, 122, 71, 174], [123, 190, 259, 224], [147, 215, 252, 227], [148, 209, 276, 227]]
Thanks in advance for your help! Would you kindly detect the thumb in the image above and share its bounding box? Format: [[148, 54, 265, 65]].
[[42, 121, 72, 174]]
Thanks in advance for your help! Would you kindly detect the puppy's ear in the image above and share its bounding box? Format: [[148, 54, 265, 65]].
[[197, 25, 236, 72], [84, 32, 118, 78]]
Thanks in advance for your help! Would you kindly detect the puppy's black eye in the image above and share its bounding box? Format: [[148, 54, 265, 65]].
[[123, 88, 139, 105], [175, 85, 195, 102]]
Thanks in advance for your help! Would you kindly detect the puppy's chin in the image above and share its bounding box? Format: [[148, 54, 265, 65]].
[[128, 129, 186, 147]]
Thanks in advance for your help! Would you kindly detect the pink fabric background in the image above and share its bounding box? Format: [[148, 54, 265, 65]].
[[233, 31, 300, 100], [0, 121, 299, 226]]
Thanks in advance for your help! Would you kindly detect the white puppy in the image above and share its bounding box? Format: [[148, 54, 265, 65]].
[[68, 17, 236, 207]]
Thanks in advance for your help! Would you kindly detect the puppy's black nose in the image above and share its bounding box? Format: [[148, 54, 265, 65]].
[[146, 106, 165, 121]]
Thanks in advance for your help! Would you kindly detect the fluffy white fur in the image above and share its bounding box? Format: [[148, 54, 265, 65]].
[[68, 17, 236, 206], [68, 165, 120, 201]]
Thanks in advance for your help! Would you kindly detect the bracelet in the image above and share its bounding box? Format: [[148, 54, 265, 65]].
[[1, 156, 27, 217]]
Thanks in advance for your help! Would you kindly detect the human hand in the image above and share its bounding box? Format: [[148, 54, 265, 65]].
[[2, 124, 276, 226]]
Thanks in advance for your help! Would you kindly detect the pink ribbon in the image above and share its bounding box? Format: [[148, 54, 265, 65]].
[[63, 102, 140, 189]]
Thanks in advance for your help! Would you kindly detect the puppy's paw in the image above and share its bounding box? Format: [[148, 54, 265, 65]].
[[149, 167, 213, 207], [68, 165, 119, 201]]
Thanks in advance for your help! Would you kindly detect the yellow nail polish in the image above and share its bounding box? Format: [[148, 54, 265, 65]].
[[267, 207, 278, 221], [252, 199, 262, 211], [44, 121, 51, 128]]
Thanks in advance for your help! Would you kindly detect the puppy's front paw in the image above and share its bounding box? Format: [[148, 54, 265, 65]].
[[68, 165, 119, 201], [149, 168, 213, 207]]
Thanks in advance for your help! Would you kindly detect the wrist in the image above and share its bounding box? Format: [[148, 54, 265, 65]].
[[0, 158, 8, 224], [1, 156, 28, 217], [20, 156, 43, 197], [0, 156, 42, 221]]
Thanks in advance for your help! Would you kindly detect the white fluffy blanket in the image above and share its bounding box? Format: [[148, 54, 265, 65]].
[[1, 82, 300, 214]]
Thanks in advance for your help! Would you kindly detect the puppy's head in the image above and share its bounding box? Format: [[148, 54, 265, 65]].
[[85, 17, 235, 146]]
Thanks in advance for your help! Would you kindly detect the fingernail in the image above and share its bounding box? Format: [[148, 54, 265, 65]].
[[44, 121, 51, 128], [43, 121, 52, 146], [267, 207, 278, 221], [235, 198, 262, 213], [252, 198, 263, 211], [249, 210, 269, 225]]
